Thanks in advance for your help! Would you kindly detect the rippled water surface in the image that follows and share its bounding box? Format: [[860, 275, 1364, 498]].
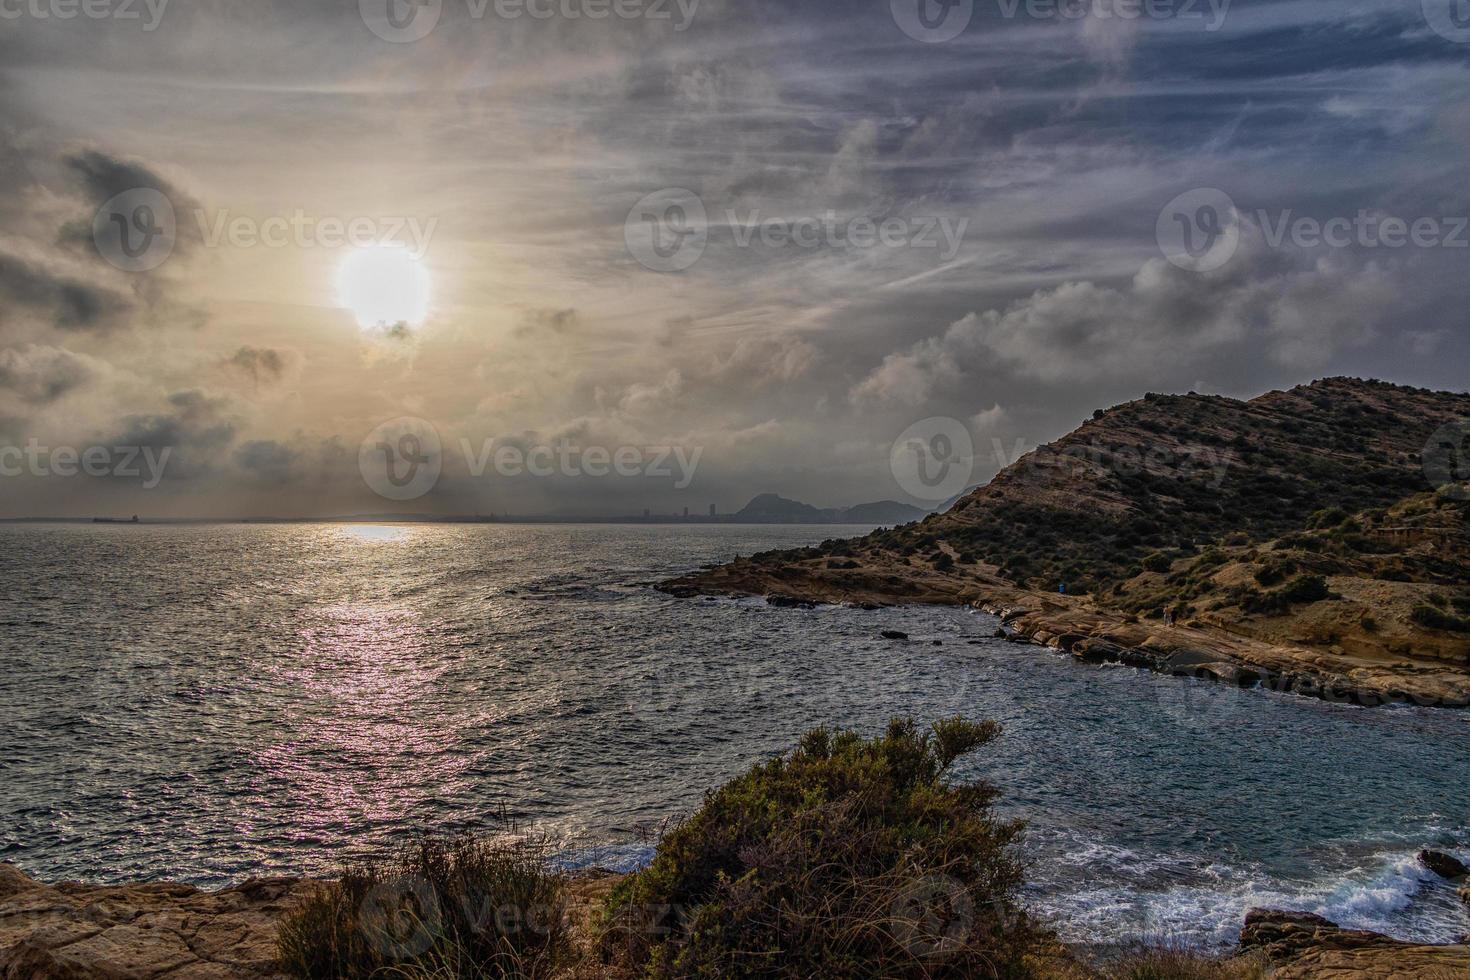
[[3, 523, 1468, 949]]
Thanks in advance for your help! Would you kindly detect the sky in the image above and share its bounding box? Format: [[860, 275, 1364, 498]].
[[0, 0, 1467, 518]]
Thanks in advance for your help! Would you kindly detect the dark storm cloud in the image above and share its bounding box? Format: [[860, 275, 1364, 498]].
[[233, 439, 299, 482], [109, 391, 237, 480], [0, 252, 133, 331], [58, 148, 205, 258], [225, 346, 297, 385], [0, 345, 103, 404]]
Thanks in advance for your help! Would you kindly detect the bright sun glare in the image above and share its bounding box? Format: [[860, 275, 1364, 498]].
[[336, 246, 430, 330]]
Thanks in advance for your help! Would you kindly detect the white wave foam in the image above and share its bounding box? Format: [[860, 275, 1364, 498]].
[[1033, 836, 1470, 950]]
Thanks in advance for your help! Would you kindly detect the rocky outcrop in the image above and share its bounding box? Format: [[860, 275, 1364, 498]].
[[1419, 849, 1470, 881], [662, 550, 1470, 710], [1239, 908, 1470, 978], [0, 864, 313, 979]]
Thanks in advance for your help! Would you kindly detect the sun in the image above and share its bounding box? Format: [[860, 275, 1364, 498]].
[[336, 246, 431, 330]]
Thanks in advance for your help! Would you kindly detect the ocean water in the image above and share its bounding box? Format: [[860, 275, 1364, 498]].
[[2, 522, 1468, 951]]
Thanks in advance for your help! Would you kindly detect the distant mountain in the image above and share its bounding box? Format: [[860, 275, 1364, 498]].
[[732, 493, 928, 525], [838, 500, 929, 525]]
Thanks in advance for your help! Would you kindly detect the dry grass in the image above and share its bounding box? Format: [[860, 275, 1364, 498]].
[[276, 835, 571, 980]]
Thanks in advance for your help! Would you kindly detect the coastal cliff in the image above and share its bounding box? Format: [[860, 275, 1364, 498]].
[[663, 378, 1470, 708]]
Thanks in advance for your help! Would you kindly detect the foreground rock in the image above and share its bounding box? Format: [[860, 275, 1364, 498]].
[[1239, 908, 1470, 979], [0, 863, 313, 979]]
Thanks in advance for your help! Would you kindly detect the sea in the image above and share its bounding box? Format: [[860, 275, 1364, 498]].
[[2, 522, 1467, 951]]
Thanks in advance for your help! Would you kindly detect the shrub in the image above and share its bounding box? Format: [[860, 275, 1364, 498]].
[[1142, 552, 1173, 573], [600, 718, 1043, 979], [1411, 604, 1470, 634], [277, 836, 570, 980], [1280, 574, 1332, 604], [1098, 945, 1267, 980]]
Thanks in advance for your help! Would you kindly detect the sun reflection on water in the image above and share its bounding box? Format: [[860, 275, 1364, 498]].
[[340, 524, 412, 544]]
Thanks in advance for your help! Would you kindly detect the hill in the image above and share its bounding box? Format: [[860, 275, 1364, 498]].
[[731, 493, 928, 525], [664, 378, 1470, 707]]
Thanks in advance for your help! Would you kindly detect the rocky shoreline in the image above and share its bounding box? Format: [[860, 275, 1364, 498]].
[[660, 554, 1470, 710], [4, 860, 1468, 978]]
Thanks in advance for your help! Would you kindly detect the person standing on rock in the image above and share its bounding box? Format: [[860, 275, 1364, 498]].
[[1164, 605, 1176, 627]]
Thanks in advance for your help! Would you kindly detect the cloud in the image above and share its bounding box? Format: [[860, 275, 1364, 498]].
[[60, 149, 205, 257], [109, 390, 237, 479], [0, 252, 133, 332], [233, 439, 299, 483], [224, 346, 299, 385], [0, 345, 106, 403], [851, 222, 1406, 400]]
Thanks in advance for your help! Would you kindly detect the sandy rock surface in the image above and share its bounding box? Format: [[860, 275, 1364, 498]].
[[0, 864, 314, 980]]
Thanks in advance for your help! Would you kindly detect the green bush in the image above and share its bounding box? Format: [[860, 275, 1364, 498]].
[[1280, 574, 1332, 604], [600, 718, 1042, 979], [1142, 552, 1173, 573], [1411, 604, 1470, 634], [277, 836, 570, 980]]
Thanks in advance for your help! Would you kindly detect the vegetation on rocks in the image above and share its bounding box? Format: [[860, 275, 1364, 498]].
[[598, 717, 1045, 979], [277, 835, 570, 980]]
